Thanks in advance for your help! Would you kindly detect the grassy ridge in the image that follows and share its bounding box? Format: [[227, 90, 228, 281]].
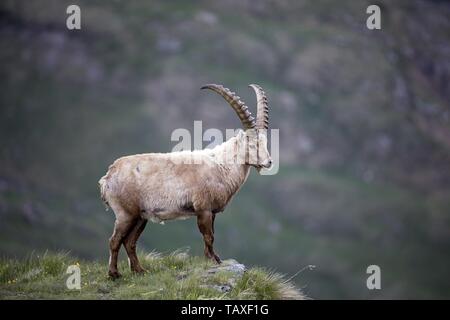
[[0, 251, 304, 300]]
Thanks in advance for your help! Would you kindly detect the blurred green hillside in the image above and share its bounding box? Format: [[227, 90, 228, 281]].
[[0, 0, 449, 299]]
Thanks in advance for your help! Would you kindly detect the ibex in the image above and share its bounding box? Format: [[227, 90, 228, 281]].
[[99, 84, 272, 279]]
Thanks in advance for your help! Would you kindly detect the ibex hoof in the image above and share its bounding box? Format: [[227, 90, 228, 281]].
[[205, 252, 222, 264], [108, 270, 122, 280], [131, 267, 147, 274], [214, 256, 222, 264]]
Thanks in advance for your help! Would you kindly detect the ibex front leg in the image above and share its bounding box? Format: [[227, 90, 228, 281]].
[[197, 210, 221, 264]]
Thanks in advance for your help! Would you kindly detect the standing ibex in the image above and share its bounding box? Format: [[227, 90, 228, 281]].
[[99, 84, 272, 279]]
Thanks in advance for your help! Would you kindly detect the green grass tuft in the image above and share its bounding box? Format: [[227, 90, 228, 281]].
[[0, 250, 305, 300]]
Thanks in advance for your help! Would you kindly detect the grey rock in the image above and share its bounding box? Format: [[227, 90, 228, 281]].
[[198, 259, 247, 293], [206, 259, 246, 276], [202, 284, 232, 293]]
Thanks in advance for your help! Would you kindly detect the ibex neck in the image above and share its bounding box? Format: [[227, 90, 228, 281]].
[[209, 135, 251, 196]]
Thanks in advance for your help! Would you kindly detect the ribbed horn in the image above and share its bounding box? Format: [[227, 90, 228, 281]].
[[249, 84, 269, 130], [201, 84, 255, 130]]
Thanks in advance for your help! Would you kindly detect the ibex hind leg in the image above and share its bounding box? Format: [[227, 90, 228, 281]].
[[123, 217, 148, 274], [108, 203, 137, 279]]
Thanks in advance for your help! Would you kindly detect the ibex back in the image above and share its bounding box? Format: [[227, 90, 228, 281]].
[[99, 84, 272, 279]]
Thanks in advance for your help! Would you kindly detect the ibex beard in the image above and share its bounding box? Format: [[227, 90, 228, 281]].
[[99, 84, 272, 279]]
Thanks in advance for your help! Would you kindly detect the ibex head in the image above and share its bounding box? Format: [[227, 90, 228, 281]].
[[201, 83, 272, 172]]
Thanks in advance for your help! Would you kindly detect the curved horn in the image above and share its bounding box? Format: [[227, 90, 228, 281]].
[[201, 84, 255, 130], [249, 84, 269, 130]]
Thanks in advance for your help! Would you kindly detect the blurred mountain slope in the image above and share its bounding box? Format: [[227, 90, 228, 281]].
[[0, 0, 449, 298]]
